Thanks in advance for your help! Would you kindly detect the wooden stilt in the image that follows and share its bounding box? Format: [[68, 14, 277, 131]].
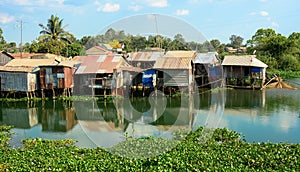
[[142, 86, 145, 97], [41, 89, 45, 99], [52, 89, 56, 99]]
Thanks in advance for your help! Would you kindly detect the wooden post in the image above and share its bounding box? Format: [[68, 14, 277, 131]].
[[52, 89, 56, 99], [91, 79, 95, 98], [41, 89, 45, 99]]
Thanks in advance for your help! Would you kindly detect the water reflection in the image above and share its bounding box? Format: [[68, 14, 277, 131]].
[[0, 88, 299, 147]]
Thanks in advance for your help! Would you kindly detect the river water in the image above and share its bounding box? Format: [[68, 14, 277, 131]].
[[1, 85, 299, 148]]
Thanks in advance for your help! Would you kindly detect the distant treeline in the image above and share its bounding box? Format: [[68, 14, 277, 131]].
[[0, 15, 299, 72]]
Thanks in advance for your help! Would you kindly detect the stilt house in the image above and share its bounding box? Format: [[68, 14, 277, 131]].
[[222, 55, 268, 88]]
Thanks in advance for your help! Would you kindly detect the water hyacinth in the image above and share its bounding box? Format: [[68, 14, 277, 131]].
[[0, 125, 299, 171]]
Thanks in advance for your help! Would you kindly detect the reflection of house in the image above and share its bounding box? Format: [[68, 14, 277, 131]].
[[0, 51, 14, 66], [192, 52, 222, 88], [74, 101, 128, 132], [42, 108, 77, 132], [73, 54, 141, 96], [0, 59, 58, 94], [222, 55, 268, 89], [0, 108, 38, 129], [153, 51, 196, 91]]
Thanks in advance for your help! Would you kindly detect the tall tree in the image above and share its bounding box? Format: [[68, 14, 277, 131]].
[[229, 35, 244, 48], [0, 27, 6, 50], [39, 15, 75, 43]]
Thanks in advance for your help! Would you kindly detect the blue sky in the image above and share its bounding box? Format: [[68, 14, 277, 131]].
[[0, 0, 299, 45]]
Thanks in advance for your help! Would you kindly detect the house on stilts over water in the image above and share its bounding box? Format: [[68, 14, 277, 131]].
[[38, 60, 79, 98], [0, 59, 58, 98], [73, 54, 141, 97], [153, 51, 197, 94], [222, 55, 268, 89], [192, 52, 223, 88]]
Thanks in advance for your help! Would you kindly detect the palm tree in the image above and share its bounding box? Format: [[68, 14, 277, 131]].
[[39, 15, 74, 43]]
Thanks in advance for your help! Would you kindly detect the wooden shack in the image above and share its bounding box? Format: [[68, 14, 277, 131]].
[[0, 59, 58, 97], [38, 60, 78, 97], [86, 45, 113, 56], [153, 51, 196, 93], [73, 54, 141, 97], [0, 51, 14, 66], [222, 55, 268, 89], [192, 52, 223, 88]]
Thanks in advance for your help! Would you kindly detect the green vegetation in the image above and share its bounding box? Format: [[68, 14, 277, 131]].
[[0, 15, 299, 77], [0, 126, 299, 171], [267, 70, 300, 79], [0, 97, 44, 102], [247, 29, 300, 74]]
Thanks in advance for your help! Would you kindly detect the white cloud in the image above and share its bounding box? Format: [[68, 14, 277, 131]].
[[176, 9, 189, 16], [260, 11, 269, 16], [97, 3, 120, 12], [260, 0, 268, 2], [129, 4, 142, 11], [10, 0, 31, 5], [146, 0, 168, 7], [0, 13, 15, 24], [271, 21, 279, 27]]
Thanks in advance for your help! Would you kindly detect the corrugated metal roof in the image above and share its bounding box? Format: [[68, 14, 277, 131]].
[[128, 51, 164, 61], [38, 60, 80, 68], [194, 52, 219, 64], [164, 51, 196, 58], [222, 55, 268, 68], [0, 66, 34, 72], [5, 59, 58, 67], [58, 60, 80, 67], [153, 57, 192, 69], [75, 54, 130, 74]]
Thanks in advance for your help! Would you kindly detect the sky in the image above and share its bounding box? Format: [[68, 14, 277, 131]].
[[0, 0, 299, 46]]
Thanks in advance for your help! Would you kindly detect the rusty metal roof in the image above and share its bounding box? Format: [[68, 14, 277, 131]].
[[222, 55, 268, 68], [128, 51, 164, 62], [153, 57, 193, 69], [75, 54, 131, 74], [5, 59, 58, 68]]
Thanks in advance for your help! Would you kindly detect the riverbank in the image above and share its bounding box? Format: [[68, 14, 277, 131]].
[[267, 70, 300, 79], [0, 126, 299, 171]]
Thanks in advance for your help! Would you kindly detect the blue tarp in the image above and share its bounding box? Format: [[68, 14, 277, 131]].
[[142, 69, 156, 88], [209, 69, 217, 80], [251, 67, 262, 72]]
